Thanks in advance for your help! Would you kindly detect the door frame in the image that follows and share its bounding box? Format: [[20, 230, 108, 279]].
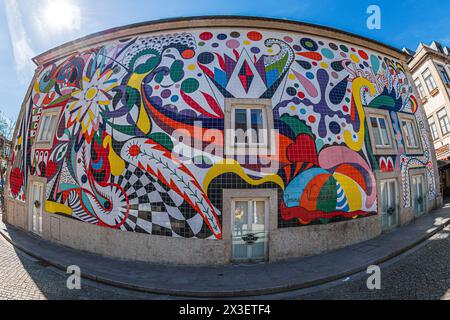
[[379, 178, 399, 231], [408, 167, 428, 217], [222, 189, 278, 263], [375, 171, 402, 232], [27, 176, 47, 237], [411, 173, 427, 217], [230, 198, 270, 262]]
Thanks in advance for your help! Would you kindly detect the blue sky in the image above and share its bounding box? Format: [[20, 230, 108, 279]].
[[0, 0, 449, 120]]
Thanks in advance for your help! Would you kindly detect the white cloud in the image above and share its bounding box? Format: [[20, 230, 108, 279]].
[[3, 0, 36, 84]]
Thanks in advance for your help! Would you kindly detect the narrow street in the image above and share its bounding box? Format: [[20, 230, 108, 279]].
[[0, 233, 163, 300], [295, 226, 450, 300], [1, 224, 449, 300]]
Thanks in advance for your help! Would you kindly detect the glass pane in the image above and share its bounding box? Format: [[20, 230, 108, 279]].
[[429, 120, 438, 140], [439, 66, 450, 85], [402, 121, 412, 147], [250, 109, 264, 144], [234, 109, 248, 144], [45, 116, 56, 141], [39, 116, 50, 141], [381, 182, 388, 229], [252, 201, 265, 231], [371, 117, 383, 146], [250, 201, 266, 259], [412, 176, 425, 215], [232, 201, 249, 259], [388, 181, 397, 226], [426, 75, 436, 90], [407, 121, 418, 148], [379, 118, 390, 145], [417, 177, 425, 214]]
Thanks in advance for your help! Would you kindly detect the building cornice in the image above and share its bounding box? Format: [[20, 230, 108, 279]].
[[408, 46, 450, 73], [32, 15, 409, 66]]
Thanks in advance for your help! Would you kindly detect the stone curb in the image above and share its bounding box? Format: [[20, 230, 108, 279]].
[[1, 218, 449, 298]]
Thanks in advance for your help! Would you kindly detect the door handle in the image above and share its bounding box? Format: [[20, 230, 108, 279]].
[[387, 207, 395, 216], [242, 233, 259, 244], [34, 200, 41, 209]]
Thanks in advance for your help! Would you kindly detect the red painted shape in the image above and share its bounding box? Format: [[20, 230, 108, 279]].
[[286, 134, 319, 165], [296, 52, 323, 61], [9, 168, 24, 196], [46, 160, 58, 178], [280, 201, 372, 224]]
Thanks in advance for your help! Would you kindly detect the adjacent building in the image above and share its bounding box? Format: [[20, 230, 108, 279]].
[[0, 135, 12, 166], [405, 41, 450, 195], [0, 134, 12, 212], [5, 17, 442, 266]]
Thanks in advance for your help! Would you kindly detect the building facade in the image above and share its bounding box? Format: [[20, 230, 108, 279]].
[[405, 42, 450, 195], [0, 135, 12, 166], [5, 17, 442, 266], [0, 135, 12, 213]]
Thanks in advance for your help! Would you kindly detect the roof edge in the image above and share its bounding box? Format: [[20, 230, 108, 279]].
[[32, 15, 409, 66]]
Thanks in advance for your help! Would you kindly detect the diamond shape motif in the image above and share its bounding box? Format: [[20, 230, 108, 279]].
[[238, 61, 254, 93]]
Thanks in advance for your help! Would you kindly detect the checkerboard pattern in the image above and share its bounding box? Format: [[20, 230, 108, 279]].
[[113, 165, 213, 239]]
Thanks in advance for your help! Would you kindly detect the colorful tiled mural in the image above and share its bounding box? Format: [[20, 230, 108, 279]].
[[8, 28, 436, 240]]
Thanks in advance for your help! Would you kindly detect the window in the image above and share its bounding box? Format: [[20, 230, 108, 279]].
[[365, 108, 396, 156], [369, 115, 392, 147], [428, 117, 439, 140], [437, 108, 450, 135], [398, 113, 423, 155], [225, 99, 275, 157], [422, 68, 437, 92], [437, 65, 450, 86], [414, 78, 426, 99], [37, 113, 58, 143], [232, 107, 267, 146], [401, 119, 420, 148]]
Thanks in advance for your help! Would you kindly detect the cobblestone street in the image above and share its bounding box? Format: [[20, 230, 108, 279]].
[[0, 235, 162, 300], [296, 226, 450, 300], [1, 224, 450, 300]]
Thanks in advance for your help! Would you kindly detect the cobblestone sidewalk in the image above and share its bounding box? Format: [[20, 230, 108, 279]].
[[0, 236, 164, 300], [296, 226, 450, 300]]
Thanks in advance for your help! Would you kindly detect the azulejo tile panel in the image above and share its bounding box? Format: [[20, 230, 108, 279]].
[[8, 27, 436, 240]]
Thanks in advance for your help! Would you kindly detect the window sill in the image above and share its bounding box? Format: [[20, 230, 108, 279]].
[[33, 141, 53, 150], [404, 148, 424, 156], [371, 147, 398, 156]]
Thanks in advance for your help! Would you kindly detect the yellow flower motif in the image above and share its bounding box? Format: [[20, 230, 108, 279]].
[[67, 69, 117, 143]]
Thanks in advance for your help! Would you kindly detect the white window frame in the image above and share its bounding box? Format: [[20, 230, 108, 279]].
[[437, 64, 450, 86], [225, 99, 275, 156], [437, 107, 450, 136], [369, 115, 392, 147], [422, 68, 437, 92], [428, 116, 439, 141], [365, 107, 397, 156], [231, 107, 268, 147], [398, 113, 423, 155], [35, 109, 60, 148], [414, 78, 426, 99]]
